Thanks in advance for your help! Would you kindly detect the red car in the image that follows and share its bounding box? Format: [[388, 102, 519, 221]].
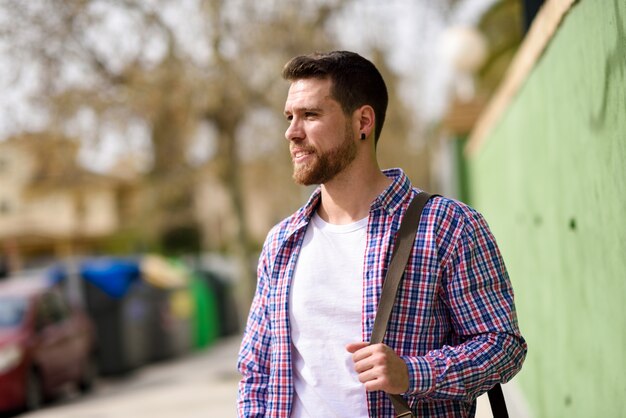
[[0, 274, 97, 412]]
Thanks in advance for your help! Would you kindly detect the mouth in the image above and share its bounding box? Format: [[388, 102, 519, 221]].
[[291, 147, 315, 163]]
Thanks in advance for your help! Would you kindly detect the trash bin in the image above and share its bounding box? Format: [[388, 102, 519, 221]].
[[75, 258, 151, 375], [120, 282, 151, 369], [197, 269, 240, 337], [189, 273, 219, 349], [140, 255, 194, 361]]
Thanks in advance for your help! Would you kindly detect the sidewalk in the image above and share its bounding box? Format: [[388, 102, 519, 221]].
[[24, 336, 242, 418]]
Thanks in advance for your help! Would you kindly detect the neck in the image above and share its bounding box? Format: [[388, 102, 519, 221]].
[[317, 161, 391, 224]]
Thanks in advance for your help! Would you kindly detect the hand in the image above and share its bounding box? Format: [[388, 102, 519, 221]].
[[346, 342, 410, 394]]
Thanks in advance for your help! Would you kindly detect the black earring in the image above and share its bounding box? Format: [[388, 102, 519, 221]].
[[360, 132, 366, 140]]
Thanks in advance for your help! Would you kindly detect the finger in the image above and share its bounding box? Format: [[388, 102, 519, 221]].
[[345, 341, 369, 354], [356, 348, 388, 369], [364, 378, 385, 392], [355, 352, 391, 375], [351, 346, 376, 363], [367, 343, 387, 353], [361, 369, 394, 393], [355, 367, 379, 384], [353, 358, 375, 373]]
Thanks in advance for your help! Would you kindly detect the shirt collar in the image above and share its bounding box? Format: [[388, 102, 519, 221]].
[[291, 168, 412, 231], [372, 168, 413, 216]]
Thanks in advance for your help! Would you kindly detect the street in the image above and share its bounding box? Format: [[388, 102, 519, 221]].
[[19, 336, 242, 418]]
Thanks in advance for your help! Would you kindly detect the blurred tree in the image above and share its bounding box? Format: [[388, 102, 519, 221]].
[[372, 49, 432, 189], [0, 0, 472, 305], [477, 0, 525, 95], [0, 0, 346, 303]]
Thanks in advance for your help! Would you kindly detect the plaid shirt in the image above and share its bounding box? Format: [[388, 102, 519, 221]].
[[237, 168, 526, 417]]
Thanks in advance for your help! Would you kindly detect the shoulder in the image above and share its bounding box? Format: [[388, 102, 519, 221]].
[[421, 193, 479, 231], [263, 186, 320, 247], [264, 215, 297, 248], [261, 214, 297, 253], [259, 203, 310, 265], [417, 192, 493, 258]]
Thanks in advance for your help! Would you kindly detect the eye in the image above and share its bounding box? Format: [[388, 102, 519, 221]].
[[304, 112, 318, 119]]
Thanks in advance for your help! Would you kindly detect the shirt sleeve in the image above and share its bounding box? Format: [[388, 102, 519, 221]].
[[237, 242, 273, 417], [403, 210, 527, 402]]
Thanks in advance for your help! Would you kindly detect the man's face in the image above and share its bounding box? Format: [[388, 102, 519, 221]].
[[284, 78, 357, 186]]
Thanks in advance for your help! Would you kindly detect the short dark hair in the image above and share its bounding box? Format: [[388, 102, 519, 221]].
[[282, 51, 388, 144]]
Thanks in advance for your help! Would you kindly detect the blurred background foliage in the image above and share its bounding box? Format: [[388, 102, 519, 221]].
[[0, 0, 524, 303]]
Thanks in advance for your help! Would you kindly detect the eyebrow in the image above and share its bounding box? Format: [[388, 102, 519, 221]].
[[283, 106, 323, 116]]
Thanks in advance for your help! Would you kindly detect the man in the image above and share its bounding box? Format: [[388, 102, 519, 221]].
[[237, 51, 526, 417]]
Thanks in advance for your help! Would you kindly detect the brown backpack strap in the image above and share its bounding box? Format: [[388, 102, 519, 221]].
[[370, 192, 433, 418], [371, 192, 432, 346]]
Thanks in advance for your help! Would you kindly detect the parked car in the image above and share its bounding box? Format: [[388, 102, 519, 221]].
[[0, 273, 97, 412]]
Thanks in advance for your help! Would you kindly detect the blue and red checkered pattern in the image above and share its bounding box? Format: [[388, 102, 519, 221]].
[[237, 168, 527, 417]]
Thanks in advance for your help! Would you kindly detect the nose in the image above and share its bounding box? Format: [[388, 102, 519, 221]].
[[285, 117, 304, 142]]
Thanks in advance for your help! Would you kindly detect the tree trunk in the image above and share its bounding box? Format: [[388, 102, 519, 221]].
[[215, 115, 257, 322]]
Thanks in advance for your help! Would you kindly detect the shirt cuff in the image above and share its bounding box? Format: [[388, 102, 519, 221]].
[[401, 356, 435, 396]]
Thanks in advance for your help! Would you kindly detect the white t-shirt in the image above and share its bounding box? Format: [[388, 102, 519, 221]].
[[289, 212, 369, 418]]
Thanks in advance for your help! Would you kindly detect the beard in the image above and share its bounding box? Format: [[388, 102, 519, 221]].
[[292, 122, 357, 186]]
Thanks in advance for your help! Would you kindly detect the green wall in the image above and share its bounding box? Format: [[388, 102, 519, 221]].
[[468, 1, 626, 417]]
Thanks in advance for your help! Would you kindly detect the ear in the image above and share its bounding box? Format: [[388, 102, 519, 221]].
[[354, 105, 375, 139]]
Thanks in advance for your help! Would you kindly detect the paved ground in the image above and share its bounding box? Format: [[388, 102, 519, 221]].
[[20, 336, 242, 418], [12, 334, 524, 418]]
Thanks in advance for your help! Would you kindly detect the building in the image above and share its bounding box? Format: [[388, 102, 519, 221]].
[[465, 1, 625, 417], [0, 133, 137, 272]]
